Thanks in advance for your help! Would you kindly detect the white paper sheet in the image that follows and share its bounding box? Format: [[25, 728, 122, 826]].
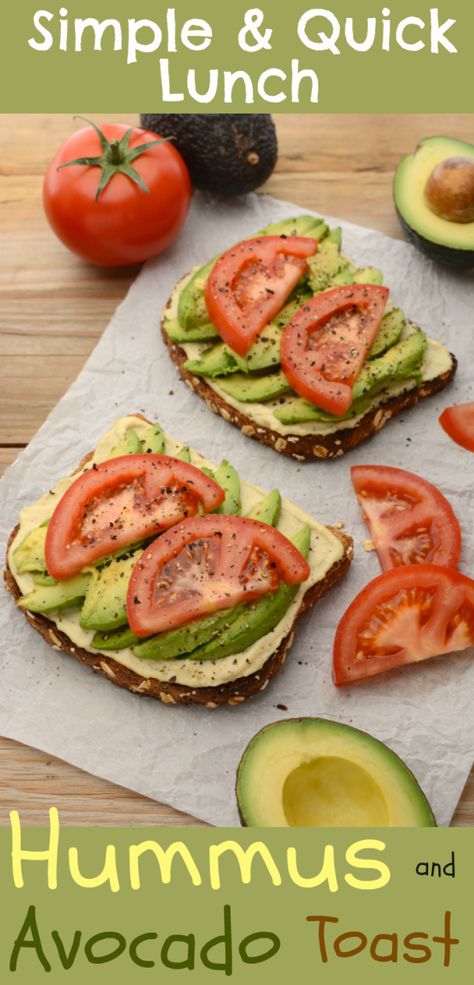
[[1, 192, 473, 826]]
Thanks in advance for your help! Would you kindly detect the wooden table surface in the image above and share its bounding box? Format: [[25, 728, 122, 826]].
[[0, 113, 472, 826]]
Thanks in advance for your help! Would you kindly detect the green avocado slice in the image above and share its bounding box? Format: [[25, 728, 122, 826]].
[[217, 371, 292, 403], [187, 524, 311, 663], [79, 552, 140, 632], [132, 605, 246, 662], [92, 626, 141, 651], [18, 572, 91, 614], [109, 427, 142, 457], [214, 460, 241, 515], [13, 525, 48, 574], [246, 490, 281, 526], [140, 423, 165, 454], [368, 308, 405, 360], [178, 259, 216, 330], [236, 718, 436, 827]]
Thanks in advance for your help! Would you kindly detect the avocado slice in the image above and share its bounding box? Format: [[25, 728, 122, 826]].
[[18, 572, 91, 614], [178, 259, 216, 330], [92, 626, 140, 651], [217, 370, 291, 403], [79, 553, 139, 632], [368, 308, 404, 360], [257, 216, 328, 240], [164, 318, 219, 343], [188, 525, 310, 662], [307, 236, 349, 293], [132, 604, 246, 661], [176, 446, 191, 462], [13, 525, 48, 574], [274, 331, 427, 425], [394, 135, 474, 268], [214, 460, 241, 515], [236, 718, 436, 827], [246, 490, 281, 526], [140, 423, 165, 454], [352, 267, 384, 285], [184, 343, 240, 379], [109, 428, 142, 456]]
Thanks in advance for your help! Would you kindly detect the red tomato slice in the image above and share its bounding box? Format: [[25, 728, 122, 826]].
[[281, 284, 389, 415], [351, 465, 461, 571], [45, 455, 225, 580], [127, 515, 310, 637], [333, 564, 474, 685], [439, 402, 474, 452], [205, 236, 318, 356]]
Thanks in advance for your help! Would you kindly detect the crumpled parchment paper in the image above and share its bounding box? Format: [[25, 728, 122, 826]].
[[1, 192, 473, 826]]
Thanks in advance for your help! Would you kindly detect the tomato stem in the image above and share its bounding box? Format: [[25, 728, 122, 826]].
[[57, 117, 172, 200]]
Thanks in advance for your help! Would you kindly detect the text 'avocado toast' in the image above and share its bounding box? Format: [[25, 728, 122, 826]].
[[162, 216, 456, 460], [5, 415, 352, 708]]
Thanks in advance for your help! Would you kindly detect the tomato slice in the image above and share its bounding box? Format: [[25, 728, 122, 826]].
[[351, 465, 461, 571], [333, 564, 474, 685], [439, 402, 474, 452], [45, 455, 225, 580], [127, 515, 310, 637], [281, 284, 389, 415], [205, 236, 318, 356]]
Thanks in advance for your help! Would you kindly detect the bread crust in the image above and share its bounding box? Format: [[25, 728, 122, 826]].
[[4, 430, 353, 707], [162, 321, 457, 461]]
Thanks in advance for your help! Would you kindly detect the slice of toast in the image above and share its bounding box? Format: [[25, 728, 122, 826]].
[[4, 416, 353, 708], [162, 320, 456, 462]]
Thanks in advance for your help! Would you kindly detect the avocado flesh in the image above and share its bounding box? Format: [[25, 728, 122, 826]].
[[246, 489, 281, 526], [394, 136, 474, 260], [236, 718, 436, 827], [165, 318, 219, 343], [368, 308, 404, 359], [140, 423, 165, 454], [18, 572, 91, 614], [92, 626, 140, 651], [178, 259, 216, 330], [214, 460, 241, 515], [188, 525, 310, 663], [109, 427, 141, 457], [79, 553, 140, 632], [217, 371, 292, 403], [13, 525, 48, 574], [274, 330, 427, 425], [132, 605, 247, 661]]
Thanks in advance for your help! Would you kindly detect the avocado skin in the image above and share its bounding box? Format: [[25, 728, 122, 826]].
[[397, 208, 474, 270], [140, 114, 278, 196], [236, 718, 437, 827]]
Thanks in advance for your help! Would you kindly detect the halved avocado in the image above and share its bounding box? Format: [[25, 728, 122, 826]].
[[236, 718, 436, 827], [394, 136, 474, 269]]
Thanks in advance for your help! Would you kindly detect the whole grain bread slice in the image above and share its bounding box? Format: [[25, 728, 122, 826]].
[[4, 422, 353, 708], [162, 322, 457, 462]]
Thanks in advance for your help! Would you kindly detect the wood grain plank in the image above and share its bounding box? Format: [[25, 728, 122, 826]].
[[1, 113, 472, 827]]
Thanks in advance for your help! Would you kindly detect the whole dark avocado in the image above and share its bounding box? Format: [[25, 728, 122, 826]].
[[140, 114, 277, 195], [394, 136, 474, 269]]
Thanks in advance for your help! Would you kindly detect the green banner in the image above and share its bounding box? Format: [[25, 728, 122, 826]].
[[1, 1, 472, 112], [0, 814, 472, 982]]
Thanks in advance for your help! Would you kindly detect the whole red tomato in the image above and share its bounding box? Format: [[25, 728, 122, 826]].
[[43, 119, 191, 267]]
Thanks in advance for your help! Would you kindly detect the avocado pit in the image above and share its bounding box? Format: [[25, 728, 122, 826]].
[[425, 156, 474, 223]]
